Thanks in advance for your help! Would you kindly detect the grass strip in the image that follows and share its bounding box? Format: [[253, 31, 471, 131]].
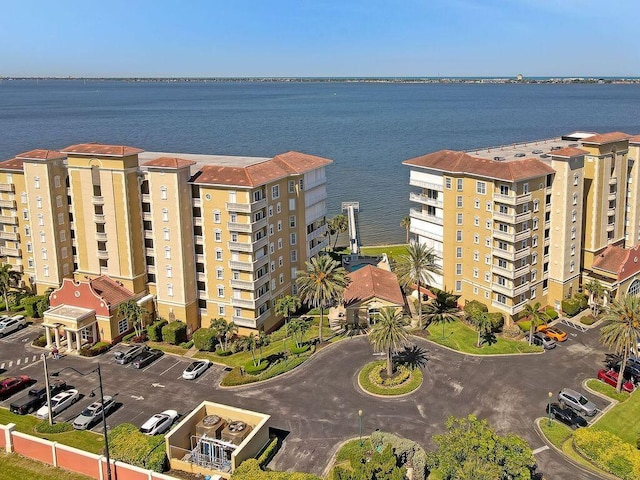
[[0, 451, 92, 480], [585, 378, 630, 403], [592, 388, 640, 445]]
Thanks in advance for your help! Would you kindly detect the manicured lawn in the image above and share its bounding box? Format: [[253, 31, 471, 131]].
[[0, 408, 104, 454], [146, 341, 190, 356], [0, 452, 92, 480], [358, 360, 423, 396], [328, 439, 373, 478], [586, 378, 630, 403], [421, 320, 543, 354], [539, 419, 573, 449], [333, 244, 409, 263], [593, 388, 640, 445]]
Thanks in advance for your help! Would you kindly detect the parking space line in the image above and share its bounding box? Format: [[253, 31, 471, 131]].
[[159, 361, 180, 376], [532, 445, 549, 455]]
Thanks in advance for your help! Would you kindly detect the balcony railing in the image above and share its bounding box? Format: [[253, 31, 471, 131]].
[[410, 226, 443, 241], [97, 250, 109, 259], [96, 232, 108, 241], [225, 198, 267, 213], [409, 177, 443, 191], [0, 246, 21, 257], [409, 192, 443, 207], [0, 231, 19, 241], [609, 177, 618, 185], [0, 215, 18, 225], [491, 300, 528, 315], [0, 184, 15, 192], [141, 194, 151, 203], [91, 196, 104, 205], [493, 192, 532, 206], [228, 236, 268, 253], [93, 214, 106, 223], [493, 247, 531, 262], [194, 235, 203, 244], [0, 199, 16, 209], [307, 224, 328, 242], [145, 247, 155, 257], [196, 254, 205, 264], [227, 221, 252, 233], [192, 197, 202, 208], [230, 279, 254, 290], [410, 208, 443, 225], [606, 223, 615, 232], [229, 255, 269, 272], [493, 229, 515, 243], [232, 297, 256, 309]]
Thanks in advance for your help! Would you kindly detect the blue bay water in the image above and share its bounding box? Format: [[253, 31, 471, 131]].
[[1, 80, 639, 245]]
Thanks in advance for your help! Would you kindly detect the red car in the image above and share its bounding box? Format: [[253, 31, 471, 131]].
[[597, 369, 635, 393], [0, 375, 34, 398]]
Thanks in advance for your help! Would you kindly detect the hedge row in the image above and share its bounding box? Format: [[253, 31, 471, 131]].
[[147, 320, 167, 342], [370, 431, 428, 480], [257, 436, 280, 468], [108, 423, 167, 473], [80, 342, 111, 357], [232, 458, 320, 479], [35, 421, 73, 434], [573, 428, 640, 480], [161, 321, 186, 345], [193, 327, 217, 351], [462, 300, 504, 331]]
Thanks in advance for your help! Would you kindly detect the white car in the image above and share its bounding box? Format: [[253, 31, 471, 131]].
[[182, 360, 211, 380], [35, 389, 80, 419], [139, 410, 179, 435], [0, 316, 27, 337]]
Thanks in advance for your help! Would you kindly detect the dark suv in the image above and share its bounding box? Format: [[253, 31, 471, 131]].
[[546, 402, 588, 428]]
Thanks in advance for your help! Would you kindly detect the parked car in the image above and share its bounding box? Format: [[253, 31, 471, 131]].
[[558, 388, 598, 416], [0, 375, 34, 399], [546, 402, 588, 428], [114, 344, 149, 365], [0, 316, 27, 337], [132, 348, 163, 369], [537, 325, 567, 342], [612, 359, 640, 384], [139, 410, 179, 435], [72, 396, 115, 430], [182, 360, 211, 380], [525, 332, 557, 350], [597, 369, 635, 393], [35, 389, 80, 419], [9, 379, 67, 415]]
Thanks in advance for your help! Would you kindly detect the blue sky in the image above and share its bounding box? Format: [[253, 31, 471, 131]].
[[1, 0, 638, 77]]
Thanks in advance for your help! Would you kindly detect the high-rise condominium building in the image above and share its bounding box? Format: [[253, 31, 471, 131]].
[[0, 144, 330, 339], [404, 132, 640, 323]]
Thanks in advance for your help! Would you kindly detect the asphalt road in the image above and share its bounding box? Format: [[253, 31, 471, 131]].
[[0, 323, 613, 479]]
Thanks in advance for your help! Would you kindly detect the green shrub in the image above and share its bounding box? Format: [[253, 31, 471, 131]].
[[581, 315, 598, 325], [463, 300, 488, 319], [291, 344, 310, 355], [245, 360, 269, 374], [122, 331, 137, 342], [161, 321, 187, 345], [147, 320, 168, 342], [369, 363, 411, 387], [221, 357, 307, 386], [32, 335, 47, 347], [257, 436, 280, 468], [35, 421, 73, 434], [193, 327, 218, 351], [9, 304, 24, 312], [232, 458, 321, 479], [487, 312, 504, 331], [180, 340, 194, 349], [545, 308, 559, 320], [80, 341, 111, 357], [108, 423, 167, 473], [370, 431, 428, 480], [517, 320, 531, 333], [573, 428, 640, 480], [575, 293, 589, 310], [216, 349, 232, 356], [562, 297, 581, 317], [21, 295, 44, 318]]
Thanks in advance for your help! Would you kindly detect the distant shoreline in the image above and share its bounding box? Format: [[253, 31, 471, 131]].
[[2, 76, 640, 85]]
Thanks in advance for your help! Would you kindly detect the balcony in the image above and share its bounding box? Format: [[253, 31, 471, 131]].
[[0, 246, 21, 257], [229, 255, 269, 272], [232, 315, 258, 328], [142, 212, 152, 221], [409, 177, 443, 191], [192, 198, 202, 208], [196, 254, 205, 263], [141, 194, 151, 203], [409, 208, 443, 225], [144, 230, 153, 239], [0, 199, 16, 209], [193, 217, 202, 227], [493, 229, 515, 243], [493, 192, 532, 206], [0, 184, 14, 192], [515, 228, 531, 242], [513, 283, 529, 296], [515, 211, 532, 223], [305, 189, 327, 207], [491, 300, 527, 315], [492, 283, 515, 297], [93, 214, 106, 223], [145, 247, 155, 257], [410, 226, 443, 241], [232, 297, 256, 309], [307, 224, 328, 242], [197, 272, 206, 282], [91, 196, 104, 206], [225, 197, 267, 213], [0, 231, 19, 241], [97, 250, 109, 260], [492, 264, 530, 280], [310, 238, 329, 257], [609, 177, 618, 185], [230, 278, 254, 290], [606, 223, 615, 232], [96, 232, 108, 242], [194, 235, 203, 244], [228, 236, 268, 253], [147, 265, 156, 274], [607, 209, 615, 217], [493, 211, 516, 223], [608, 193, 617, 201], [305, 175, 327, 191], [0, 215, 17, 225], [493, 247, 530, 262], [227, 221, 252, 233], [409, 192, 443, 207]]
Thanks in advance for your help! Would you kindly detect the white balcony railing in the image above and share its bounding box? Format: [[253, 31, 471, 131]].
[[409, 177, 443, 191], [410, 208, 443, 225], [409, 192, 443, 207]]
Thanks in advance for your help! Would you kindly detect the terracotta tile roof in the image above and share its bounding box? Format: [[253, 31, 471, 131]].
[[343, 265, 405, 307], [592, 244, 640, 282], [15, 149, 65, 161], [550, 147, 588, 158], [629, 135, 640, 145], [0, 158, 25, 171], [61, 143, 144, 157], [89, 275, 135, 306], [272, 151, 333, 174], [141, 156, 197, 169], [581, 132, 631, 145], [403, 150, 555, 182]]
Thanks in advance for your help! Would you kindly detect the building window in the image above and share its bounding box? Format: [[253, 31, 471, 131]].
[[25, 226, 30, 237], [473, 268, 479, 278], [162, 208, 169, 222], [278, 255, 283, 267], [118, 318, 128, 335], [572, 192, 578, 206], [278, 238, 283, 249], [299, 178, 304, 190], [57, 213, 64, 225], [457, 179, 463, 191], [456, 230, 462, 242], [41, 248, 47, 260], [21, 193, 27, 204], [532, 217, 539, 230], [288, 180, 295, 193], [456, 247, 463, 258], [523, 183, 529, 194], [215, 249, 223, 260], [213, 211, 221, 223], [166, 265, 172, 278], [40, 231, 45, 243], [531, 288, 536, 299], [160, 186, 167, 200], [288, 198, 295, 210], [56, 195, 63, 208], [485, 237, 491, 247], [456, 213, 463, 225], [485, 254, 490, 265], [217, 286, 225, 297], [570, 243, 575, 256], [532, 253, 538, 264], [455, 280, 462, 291], [62, 263, 69, 275], [167, 284, 173, 297], [26, 242, 33, 253], [289, 216, 296, 228], [574, 173, 579, 186], [215, 229, 222, 242], [496, 294, 506, 304], [270, 242, 275, 254], [571, 210, 577, 222], [476, 181, 486, 194], [268, 206, 273, 217], [456, 264, 462, 275], [531, 269, 537, 281], [486, 219, 491, 229], [472, 251, 479, 261], [291, 250, 297, 262], [164, 246, 171, 259], [277, 220, 282, 232], [474, 216, 479, 227], [445, 178, 452, 189], [269, 224, 274, 235], [474, 199, 480, 209], [571, 227, 576, 240], [27, 257, 34, 268], [271, 261, 276, 272], [473, 234, 479, 244], [276, 202, 282, 213], [36, 196, 42, 209], [456, 196, 463, 208], [290, 233, 297, 245], [61, 247, 67, 259], [34, 177, 40, 189], [216, 267, 224, 279], [218, 305, 225, 316], [37, 214, 44, 226], [43, 265, 49, 277], [569, 260, 575, 273], [272, 185, 280, 199], [533, 200, 539, 212], [163, 228, 170, 241], [532, 235, 538, 247]]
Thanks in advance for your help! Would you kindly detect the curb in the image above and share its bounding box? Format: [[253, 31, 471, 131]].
[[321, 436, 369, 478], [410, 334, 545, 358], [356, 361, 423, 399], [581, 379, 619, 426]]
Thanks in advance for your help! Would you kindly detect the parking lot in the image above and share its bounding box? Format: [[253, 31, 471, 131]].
[[0, 322, 615, 479]]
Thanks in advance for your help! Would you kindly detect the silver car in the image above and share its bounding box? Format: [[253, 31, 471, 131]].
[[558, 388, 597, 417], [72, 396, 115, 429]]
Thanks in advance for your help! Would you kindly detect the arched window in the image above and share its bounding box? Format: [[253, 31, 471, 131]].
[[166, 265, 172, 278], [628, 279, 640, 296], [160, 186, 167, 200], [163, 227, 170, 241], [162, 208, 169, 222]]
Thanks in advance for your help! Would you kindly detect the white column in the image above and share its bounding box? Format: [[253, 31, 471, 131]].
[[53, 328, 61, 349], [4, 423, 15, 453], [92, 323, 97, 344], [76, 330, 82, 352], [45, 327, 52, 348]]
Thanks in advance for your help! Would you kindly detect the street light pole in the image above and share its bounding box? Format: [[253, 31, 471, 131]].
[[41, 353, 53, 426], [358, 409, 363, 446], [547, 391, 553, 427]]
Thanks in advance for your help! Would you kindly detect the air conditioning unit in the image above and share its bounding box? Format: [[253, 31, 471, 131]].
[[221, 420, 252, 444], [196, 415, 226, 439]]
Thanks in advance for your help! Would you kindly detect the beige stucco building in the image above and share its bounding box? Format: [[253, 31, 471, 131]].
[[0, 143, 331, 337], [404, 132, 640, 323]]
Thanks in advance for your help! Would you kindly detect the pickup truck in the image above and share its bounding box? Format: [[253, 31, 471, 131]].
[[9, 379, 67, 415], [132, 348, 163, 369]]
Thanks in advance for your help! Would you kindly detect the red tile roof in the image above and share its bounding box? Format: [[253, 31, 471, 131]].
[[629, 135, 640, 145], [141, 156, 197, 169], [15, 149, 65, 161], [193, 151, 332, 187], [343, 265, 405, 307], [581, 132, 631, 145], [61, 143, 144, 157], [592, 244, 640, 282], [0, 158, 25, 171], [403, 150, 555, 182], [89, 275, 135, 306], [550, 147, 588, 158]]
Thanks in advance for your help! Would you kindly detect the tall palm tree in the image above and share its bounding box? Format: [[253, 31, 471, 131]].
[[296, 255, 350, 343], [224, 321, 238, 351], [368, 307, 411, 376], [585, 278, 605, 316], [400, 216, 411, 244], [329, 214, 349, 251], [600, 294, 640, 392], [0, 264, 12, 312], [395, 243, 440, 327], [210, 317, 227, 351], [470, 311, 491, 348], [523, 302, 550, 345], [275, 295, 301, 327], [423, 290, 463, 339], [118, 299, 148, 337], [243, 333, 259, 367]]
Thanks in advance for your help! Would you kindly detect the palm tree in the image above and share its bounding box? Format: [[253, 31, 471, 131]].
[[118, 299, 148, 337], [523, 302, 550, 345], [368, 307, 411, 376], [210, 318, 227, 351], [289, 317, 310, 348], [296, 255, 350, 343], [585, 278, 605, 316], [275, 295, 301, 327], [400, 216, 411, 244], [600, 294, 640, 392], [395, 243, 440, 327], [329, 214, 349, 251], [423, 290, 463, 339], [257, 330, 269, 363], [0, 264, 12, 312], [223, 321, 238, 351], [470, 311, 491, 348], [243, 333, 259, 367]]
